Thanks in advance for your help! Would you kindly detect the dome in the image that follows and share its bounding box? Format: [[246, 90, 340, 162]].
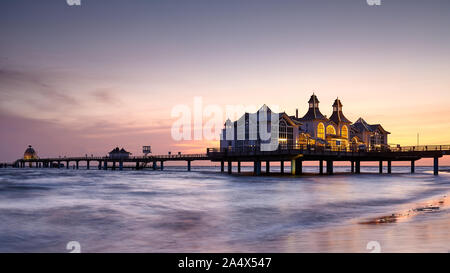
[[24, 145, 37, 160]]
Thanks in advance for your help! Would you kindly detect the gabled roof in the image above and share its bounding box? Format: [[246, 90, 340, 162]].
[[109, 147, 131, 154], [351, 118, 390, 134], [280, 112, 301, 126]]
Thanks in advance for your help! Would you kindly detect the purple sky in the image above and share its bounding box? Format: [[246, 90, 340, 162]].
[[1, 0, 450, 162]]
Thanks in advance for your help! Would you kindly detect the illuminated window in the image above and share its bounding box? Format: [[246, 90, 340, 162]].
[[326, 125, 336, 135], [317, 123, 325, 139], [341, 125, 348, 138]]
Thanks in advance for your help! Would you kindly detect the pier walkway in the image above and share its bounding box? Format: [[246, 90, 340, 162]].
[[207, 145, 450, 176], [9, 145, 450, 176], [14, 154, 208, 171]]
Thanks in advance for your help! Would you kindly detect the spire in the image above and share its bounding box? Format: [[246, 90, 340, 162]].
[[300, 93, 326, 121], [308, 93, 320, 108], [329, 98, 351, 124]]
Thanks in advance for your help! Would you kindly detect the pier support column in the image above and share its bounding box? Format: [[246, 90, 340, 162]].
[[355, 161, 361, 174], [266, 161, 270, 173], [280, 161, 284, 174], [119, 161, 123, 171], [103, 160, 108, 170], [227, 161, 232, 174], [187, 160, 191, 171], [254, 160, 261, 176], [58, 161, 61, 169], [319, 160, 324, 175], [387, 161, 392, 174], [295, 159, 303, 175], [379, 161, 383, 174], [66, 161, 70, 169], [434, 157, 439, 175], [411, 160, 415, 173], [87, 161, 90, 170], [326, 160, 333, 175], [76, 161, 79, 170], [160, 161, 164, 171], [237, 161, 241, 173], [112, 161, 116, 170], [153, 161, 157, 170], [221, 161, 224, 173], [351, 161, 354, 173], [98, 161, 102, 170]]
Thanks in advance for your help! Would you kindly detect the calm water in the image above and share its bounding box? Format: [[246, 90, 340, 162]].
[[0, 166, 449, 253]]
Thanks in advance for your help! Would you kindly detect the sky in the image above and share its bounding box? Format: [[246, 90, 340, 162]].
[[1, 0, 450, 164]]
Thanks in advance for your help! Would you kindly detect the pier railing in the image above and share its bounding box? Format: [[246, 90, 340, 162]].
[[19, 153, 208, 162], [207, 144, 450, 155]]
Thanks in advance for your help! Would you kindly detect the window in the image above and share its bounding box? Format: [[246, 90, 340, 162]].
[[279, 120, 287, 140], [326, 125, 336, 135], [317, 123, 325, 139], [341, 125, 348, 139]]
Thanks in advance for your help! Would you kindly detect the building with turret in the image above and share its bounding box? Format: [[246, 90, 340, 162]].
[[220, 94, 390, 151]]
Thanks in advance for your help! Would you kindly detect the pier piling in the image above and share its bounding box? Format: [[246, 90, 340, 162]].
[[254, 160, 261, 176], [326, 160, 333, 175], [434, 157, 439, 175]]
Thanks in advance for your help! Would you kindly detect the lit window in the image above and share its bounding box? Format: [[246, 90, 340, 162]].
[[341, 125, 348, 138], [326, 125, 336, 135], [317, 123, 325, 139]]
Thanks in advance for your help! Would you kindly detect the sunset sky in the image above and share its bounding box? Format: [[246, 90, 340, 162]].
[[1, 0, 450, 164]]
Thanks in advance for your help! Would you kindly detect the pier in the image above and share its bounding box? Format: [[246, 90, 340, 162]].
[[7, 145, 450, 176], [207, 145, 450, 176], [13, 154, 208, 171]]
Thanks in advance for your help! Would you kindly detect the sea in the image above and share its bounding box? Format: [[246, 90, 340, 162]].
[[0, 165, 449, 253]]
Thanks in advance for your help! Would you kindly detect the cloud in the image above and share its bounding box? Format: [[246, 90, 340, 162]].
[[91, 88, 121, 105], [0, 68, 79, 108]]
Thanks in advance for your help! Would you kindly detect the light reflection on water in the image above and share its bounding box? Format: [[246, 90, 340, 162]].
[[0, 166, 449, 252]]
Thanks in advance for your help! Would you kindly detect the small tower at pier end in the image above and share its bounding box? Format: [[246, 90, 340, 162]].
[[24, 145, 38, 160]]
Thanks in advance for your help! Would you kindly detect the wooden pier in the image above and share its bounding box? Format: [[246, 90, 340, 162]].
[[13, 154, 208, 171], [207, 145, 450, 176], [7, 145, 450, 176]]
